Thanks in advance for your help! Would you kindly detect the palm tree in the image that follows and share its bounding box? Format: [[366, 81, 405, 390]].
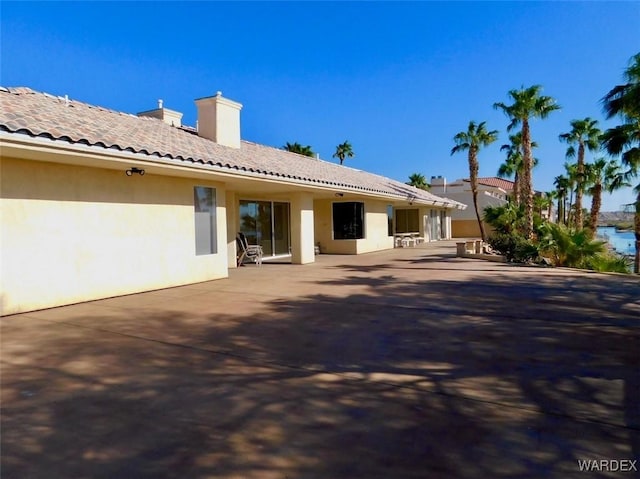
[[451, 120, 499, 241], [283, 142, 315, 157], [498, 132, 538, 205], [494, 85, 560, 238], [406, 173, 430, 191], [564, 161, 579, 227], [559, 118, 602, 229], [333, 141, 354, 165], [554, 175, 570, 225], [497, 154, 520, 205], [545, 190, 557, 221], [585, 158, 629, 236], [601, 52, 640, 273], [534, 193, 551, 219]]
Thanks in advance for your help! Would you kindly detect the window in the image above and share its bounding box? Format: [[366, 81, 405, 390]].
[[395, 209, 419, 233], [333, 202, 364, 240], [239, 200, 291, 256], [194, 186, 217, 255], [387, 205, 394, 237]]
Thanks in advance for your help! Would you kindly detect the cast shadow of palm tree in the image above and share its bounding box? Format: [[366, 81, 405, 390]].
[[2, 270, 638, 478]]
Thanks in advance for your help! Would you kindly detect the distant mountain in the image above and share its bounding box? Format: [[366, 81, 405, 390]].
[[598, 211, 634, 225]]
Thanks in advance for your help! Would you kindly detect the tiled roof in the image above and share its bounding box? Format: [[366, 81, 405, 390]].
[[475, 177, 515, 191], [0, 87, 463, 208]]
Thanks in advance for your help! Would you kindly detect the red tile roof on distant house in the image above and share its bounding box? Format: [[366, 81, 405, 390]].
[[468, 177, 515, 191]]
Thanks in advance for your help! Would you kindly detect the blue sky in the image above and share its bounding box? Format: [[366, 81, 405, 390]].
[[2, 1, 639, 211]]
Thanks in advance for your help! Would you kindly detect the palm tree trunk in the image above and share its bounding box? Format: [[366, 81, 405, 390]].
[[557, 196, 563, 223], [469, 150, 486, 241], [521, 120, 534, 239], [575, 141, 585, 229], [634, 191, 640, 274], [568, 187, 574, 227], [589, 183, 602, 239], [513, 172, 520, 205]]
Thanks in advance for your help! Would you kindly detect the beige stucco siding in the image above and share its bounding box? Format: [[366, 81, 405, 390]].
[[451, 219, 494, 238], [313, 199, 393, 254], [1, 157, 228, 315], [358, 201, 394, 253], [452, 220, 482, 238]]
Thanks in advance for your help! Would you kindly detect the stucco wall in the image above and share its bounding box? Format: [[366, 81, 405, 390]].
[[313, 199, 394, 254], [437, 191, 505, 221], [452, 220, 481, 238], [1, 157, 228, 315], [451, 219, 494, 238], [358, 201, 395, 253]]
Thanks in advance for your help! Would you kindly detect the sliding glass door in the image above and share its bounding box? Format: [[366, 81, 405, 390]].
[[239, 200, 290, 256], [272, 202, 290, 255]]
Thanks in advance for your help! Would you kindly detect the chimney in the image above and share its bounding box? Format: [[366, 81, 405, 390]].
[[195, 91, 243, 149], [430, 175, 446, 193], [137, 99, 183, 127]]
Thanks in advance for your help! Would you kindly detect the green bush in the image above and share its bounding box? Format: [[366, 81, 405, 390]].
[[487, 233, 540, 263], [484, 203, 526, 235], [585, 253, 631, 273], [483, 204, 631, 273], [538, 223, 606, 268]]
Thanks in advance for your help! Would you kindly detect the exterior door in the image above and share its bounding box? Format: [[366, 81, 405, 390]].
[[239, 200, 290, 256]]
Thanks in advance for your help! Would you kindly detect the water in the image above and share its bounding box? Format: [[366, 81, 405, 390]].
[[596, 226, 636, 256]]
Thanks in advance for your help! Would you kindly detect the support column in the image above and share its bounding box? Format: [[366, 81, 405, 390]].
[[225, 191, 239, 268], [419, 207, 428, 241], [290, 192, 315, 264]]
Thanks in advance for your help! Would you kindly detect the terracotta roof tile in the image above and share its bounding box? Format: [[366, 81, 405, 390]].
[[0, 87, 463, 207], [475, 177, 515, 191]]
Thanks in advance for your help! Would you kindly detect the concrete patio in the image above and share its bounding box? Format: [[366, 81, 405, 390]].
[[2, 241, 639, 478]]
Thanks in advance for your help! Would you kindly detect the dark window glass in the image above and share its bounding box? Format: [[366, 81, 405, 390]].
[[333, 202, 364, 240], [395, 209, 419, 233]]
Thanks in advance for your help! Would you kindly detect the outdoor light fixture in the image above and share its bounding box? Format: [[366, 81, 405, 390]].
[[334, 193, 344, 197], [125, 167, 145, 176]]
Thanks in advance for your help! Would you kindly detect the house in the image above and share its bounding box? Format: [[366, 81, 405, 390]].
[[430, 175, 554, 238], [0, 87, 465, 315], [429, 176, 509, 237], [477, 177, 554, 220]]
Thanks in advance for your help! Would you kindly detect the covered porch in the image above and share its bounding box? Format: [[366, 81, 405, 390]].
[[224, 175, 455, 267]]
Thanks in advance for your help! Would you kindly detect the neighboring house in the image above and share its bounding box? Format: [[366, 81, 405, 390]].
[[0, 87, 465, 314], [429, 176, 509, 237], [430, 175, 554, 237], [473, 177, 554, 222]]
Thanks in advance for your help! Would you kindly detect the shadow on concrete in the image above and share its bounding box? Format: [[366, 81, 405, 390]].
[[2, 269, 639, 478]]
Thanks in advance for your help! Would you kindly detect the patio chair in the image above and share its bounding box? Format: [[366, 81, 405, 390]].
[[236, 232, 263, 266]]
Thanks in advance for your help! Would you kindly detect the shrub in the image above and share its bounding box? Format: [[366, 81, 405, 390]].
[[484, 203, 525, 235], [585, 253, 631, 273], [538, 223, 606, 268], [487, 232, 540, 263]]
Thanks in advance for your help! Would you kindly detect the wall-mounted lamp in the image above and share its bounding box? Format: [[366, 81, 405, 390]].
[[126, 167, 145, 176], [334, 193, 344, 197]]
